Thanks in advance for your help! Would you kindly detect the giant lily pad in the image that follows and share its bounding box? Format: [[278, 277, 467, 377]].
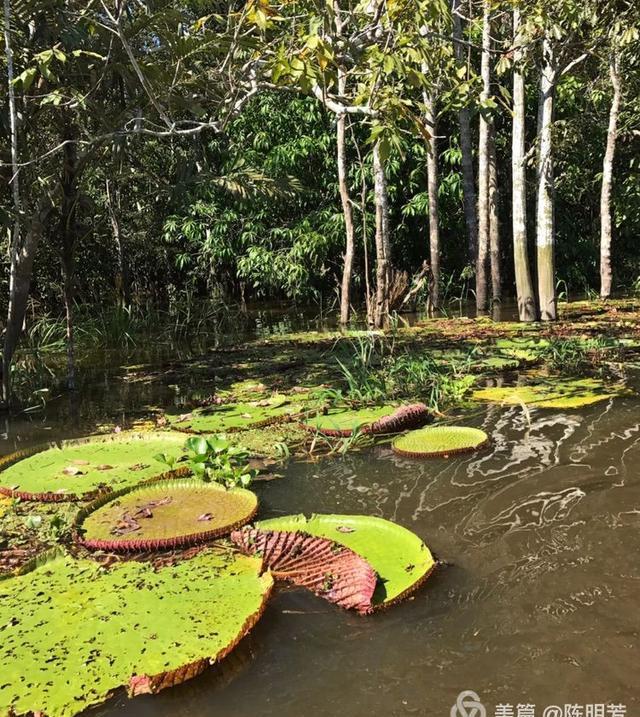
[[0, 432, 188, 502], [256, 514, 435, 607], [392, 426, 489, 458], [77, 480, 258, 552], [472, 377, 619, 409], [167, 395, 304, 434], [0, 550, 273, 717], [231, 527, 377, 614], [301, 405, 395, 437]]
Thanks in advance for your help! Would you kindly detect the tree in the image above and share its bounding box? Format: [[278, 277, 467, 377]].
[[452, 0, 478, 265], [511, 5, 537, 321], [476, 0, 492, 314]]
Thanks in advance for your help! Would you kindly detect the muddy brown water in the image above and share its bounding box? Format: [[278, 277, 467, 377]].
[[1, 365, 639, 717]]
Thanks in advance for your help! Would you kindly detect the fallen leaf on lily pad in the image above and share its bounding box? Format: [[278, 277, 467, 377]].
[[62, 466, 85, 476]]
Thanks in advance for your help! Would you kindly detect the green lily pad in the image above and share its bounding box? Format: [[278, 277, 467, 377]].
[[472, 378, 619, 409], [256, 513, 435, 607], [0, 550, 273, 717], [77, 479, 258, 552], [392, 426, 489, 458], [167, 395, 304, 433], [0, 432, 187, 502], [301, 406, 395, 437]]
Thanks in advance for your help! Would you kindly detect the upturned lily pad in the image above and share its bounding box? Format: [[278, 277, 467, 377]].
[[0, 432, 188, 502], [472, 377, 619, 409], [301, 405, 395, 437], [0, 550, 273, 717], [392, 426, 489, 458], [77, 480, 258, 552], [231, 527, 377, 614], [167, 395, 304, 433], [256, 514, 435, 607]]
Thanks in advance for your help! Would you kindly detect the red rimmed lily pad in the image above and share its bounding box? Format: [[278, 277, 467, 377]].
[[76, 479, 257, 552]]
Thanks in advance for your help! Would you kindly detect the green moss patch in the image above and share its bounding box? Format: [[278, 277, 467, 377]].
[[256, 513, 435, 607], [392, 426, 489, 458], [0, 550, 273, 717], [77, 480, 257, 551], [0, 432, 187, 502], [471, 377, 620, 409]]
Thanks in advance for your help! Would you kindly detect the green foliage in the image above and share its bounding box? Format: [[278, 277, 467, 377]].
[[157, 435, 257, 489]]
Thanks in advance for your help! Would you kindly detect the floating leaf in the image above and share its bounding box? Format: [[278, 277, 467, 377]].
[[166, 395, 301, 434], [76, 480, 258, 552], [392, 426, 489, 458], [232, 527, 377, 614], [256, 514, 436, 607], [0, 550, 273, 717], [301, 406, 395, 437], [0, 432, 189, 502], [472, 378, 620, 409]]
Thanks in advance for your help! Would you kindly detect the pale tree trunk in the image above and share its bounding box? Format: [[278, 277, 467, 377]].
[[488, 129, 501, 308], [373, 142, 391, 328], [334, 3, 356, 325], [423, 90, 440, 310], [337, 114, 355, 324], [600, 52, 621, 300], [475, 0, 491, 314], [536, 39, 558, 321], [452, 0, 478, 263], [59, 129, 79, 390], [2, 0, 20, 404], [511, 7, 537, 322]]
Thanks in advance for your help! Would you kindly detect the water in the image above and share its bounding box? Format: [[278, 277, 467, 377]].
[[2, 363, 639, 716]]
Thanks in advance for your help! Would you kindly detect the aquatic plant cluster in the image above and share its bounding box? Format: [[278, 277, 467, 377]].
[[1, 302, 637, 717], [0, 412, 445, 717]]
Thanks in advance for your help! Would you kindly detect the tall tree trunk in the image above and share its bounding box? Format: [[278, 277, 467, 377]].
[[452, 0, 478, 263], [424, 90, 441, 310], [334, 3, 356, 325], [373, 142, 391, 329], [475, 0, 491, 314], [59, 126, 79, 390], [3, 200, 52, 403], [511, 7, 537, 322], [2, 0, 20, 404], [106, 179, 131, 307], [600, 52, 621, 300], [488, 129, 501, 308], [337, 114, 355, 324], [536, 39, 557, 321]]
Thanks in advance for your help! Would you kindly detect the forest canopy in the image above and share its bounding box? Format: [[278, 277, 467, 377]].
[[2, 0, 640, 403]]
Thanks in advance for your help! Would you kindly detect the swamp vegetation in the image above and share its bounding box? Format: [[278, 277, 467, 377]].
[[2, 0, 640, 715]]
